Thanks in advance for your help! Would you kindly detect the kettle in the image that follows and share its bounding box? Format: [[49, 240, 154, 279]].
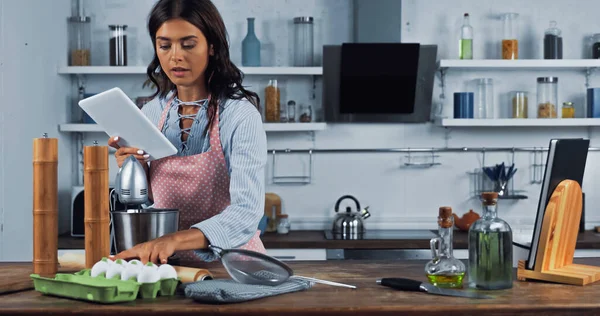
[[331, 195, 371, 239]]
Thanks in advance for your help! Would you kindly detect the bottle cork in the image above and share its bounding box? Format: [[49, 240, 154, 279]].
[[481, 192, 499, 205], [84, 142, 110, 268], [32, 133, 59, 277], [438, 206, 453, 228]]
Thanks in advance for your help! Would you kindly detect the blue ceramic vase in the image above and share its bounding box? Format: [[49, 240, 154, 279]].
[[242, 17, 261, 66]]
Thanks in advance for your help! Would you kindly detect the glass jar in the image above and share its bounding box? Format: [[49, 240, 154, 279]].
[[299, 104, 313, 122], [562, 102, 575, 118], [264, 79, 280, 122], [293, 17, 314, 66], [544, 21, 562, 59], [287, 100, 296, 122], [68, 16, 92, 66], [476, 78, 494, 118], [511, 91, 528, 118], [109, 25, 128, 66], [277, 214, 290, 234], [590, 33, 600, 59], [537, 77, 558, 118], [501, 13, 519, 60], [468, 192, 513, 290]]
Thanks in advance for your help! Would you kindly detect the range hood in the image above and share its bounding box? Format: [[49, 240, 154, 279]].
[[322, 43, 438, 123]]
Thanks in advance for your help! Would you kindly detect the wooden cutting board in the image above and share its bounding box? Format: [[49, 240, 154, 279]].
[[0, 264, 35, 294]]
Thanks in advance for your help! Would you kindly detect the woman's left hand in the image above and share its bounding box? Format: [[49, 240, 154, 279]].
[[112, 235, 176, 264]]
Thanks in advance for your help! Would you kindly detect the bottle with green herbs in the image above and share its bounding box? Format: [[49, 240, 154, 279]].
[[459, 13, 473, 59], [467, 192, 513, 290]]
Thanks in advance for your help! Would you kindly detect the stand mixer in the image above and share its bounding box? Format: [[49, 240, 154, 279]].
[[110, 156, 180, 256]]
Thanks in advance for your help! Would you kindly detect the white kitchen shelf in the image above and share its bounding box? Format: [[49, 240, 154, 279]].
[[437, 118, 600, 127], [438, 59, 600, 70], [57, 66, 322, 75], [59, 122, 327, 133]]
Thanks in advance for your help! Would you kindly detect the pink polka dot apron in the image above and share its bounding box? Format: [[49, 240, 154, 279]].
[[149, 96, 266, 262]]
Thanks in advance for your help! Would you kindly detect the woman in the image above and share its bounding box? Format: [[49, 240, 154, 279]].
[[109, 0, 267, 265]]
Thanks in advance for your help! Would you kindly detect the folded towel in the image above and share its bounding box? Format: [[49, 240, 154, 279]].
[[183, 278, 313, 303]]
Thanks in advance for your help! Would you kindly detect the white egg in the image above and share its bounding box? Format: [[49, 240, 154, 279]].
[[113, 258, 127, 266], [120, 264, 140, 281], [157, 264, 178, 280], [128, 259, 142, 267], [137, 265, 161, 283], [90, 259, 110, 277], [105, 262, 125, 279]]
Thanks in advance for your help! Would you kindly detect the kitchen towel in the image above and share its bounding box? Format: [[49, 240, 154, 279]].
[[183, 277, 313, 303]]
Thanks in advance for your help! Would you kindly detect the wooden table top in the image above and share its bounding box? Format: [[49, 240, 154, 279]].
[[3, 258, 600, 315], [59, 230, 600, 250]]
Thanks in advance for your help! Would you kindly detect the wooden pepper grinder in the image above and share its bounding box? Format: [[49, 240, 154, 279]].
[[84, 141, 110, 268], [32, 133, 59, 277]]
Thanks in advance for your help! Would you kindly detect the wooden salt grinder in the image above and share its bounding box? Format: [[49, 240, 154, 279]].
[[32, 133, 59, 277], [84, 141, 110, 268]]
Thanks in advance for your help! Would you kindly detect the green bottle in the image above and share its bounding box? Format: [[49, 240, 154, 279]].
[[459, 13, 473, 59]]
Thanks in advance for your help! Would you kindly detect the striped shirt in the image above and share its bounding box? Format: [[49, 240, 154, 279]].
[[141, 93, 267, 261]]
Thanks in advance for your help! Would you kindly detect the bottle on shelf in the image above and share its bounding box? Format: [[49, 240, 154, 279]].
[[468, 192, 513, 290], [425, 206, 466, 289], [543, 21, 563, 59], [459, 13, 473, 60]]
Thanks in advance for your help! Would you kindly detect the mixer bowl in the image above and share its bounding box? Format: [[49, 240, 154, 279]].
[[112, 208, 179, 253]]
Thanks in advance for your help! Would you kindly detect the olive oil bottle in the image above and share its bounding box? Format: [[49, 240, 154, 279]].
[[468, 192, 513, 290], [459, 13, 473, 59], [425, 206, 466, 288]]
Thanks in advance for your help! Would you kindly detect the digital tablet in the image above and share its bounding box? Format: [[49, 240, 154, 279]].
[[78, 87, 178, 161]]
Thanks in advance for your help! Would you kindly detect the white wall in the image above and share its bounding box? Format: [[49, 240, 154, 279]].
[[4, 0, 600, 261], [0, 0, 73, 261]]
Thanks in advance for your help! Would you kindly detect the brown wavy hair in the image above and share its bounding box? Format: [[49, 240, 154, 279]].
[[146, 0, 260, 131]]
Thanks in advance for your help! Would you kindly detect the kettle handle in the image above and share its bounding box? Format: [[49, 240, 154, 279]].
[[334, 195, 361, 213]]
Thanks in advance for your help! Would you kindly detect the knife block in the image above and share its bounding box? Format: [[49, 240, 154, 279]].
[[517, 179, 600, 286]]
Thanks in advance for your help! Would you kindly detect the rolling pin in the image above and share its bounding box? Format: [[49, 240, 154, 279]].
[[32, 133, 59, 277], [58, 252, 213, 282], [84, 142, 110, 269]]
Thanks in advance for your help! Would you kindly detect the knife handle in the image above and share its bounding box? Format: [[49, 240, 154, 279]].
[[377, 278, 423, 292]]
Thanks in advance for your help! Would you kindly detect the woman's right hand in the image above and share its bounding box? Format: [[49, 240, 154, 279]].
[[108, 136, 150, 168]]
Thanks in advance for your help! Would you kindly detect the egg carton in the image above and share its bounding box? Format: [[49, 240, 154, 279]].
[[30, 258, 181, 304]]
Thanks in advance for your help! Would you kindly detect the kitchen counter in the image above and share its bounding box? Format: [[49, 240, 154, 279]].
[[3, 258, 600, 315], [59, 230, 600, 250]]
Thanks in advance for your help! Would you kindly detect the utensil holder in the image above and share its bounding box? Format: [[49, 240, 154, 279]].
[[517, 180, 600, 285], [468, 166, 527, 200]]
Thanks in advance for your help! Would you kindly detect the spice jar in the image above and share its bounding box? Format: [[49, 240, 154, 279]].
[[562, 102, 575, 118], [264, 80, 280, 122], [501, 13, 519, 60], [287, 100, 296, 122], [537, 77, 558, 118], [68, 16, 92, 66], [511, 91, 528, 118], [299, 104, 312, 122], [277, 214, 290, 234]]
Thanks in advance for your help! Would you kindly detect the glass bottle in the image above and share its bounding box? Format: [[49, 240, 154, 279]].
[[264, 79, 280, 122], [501, 13, 519, 60], [562, 102, 575, 118], [287, 100, 296, 122], [68, 16, 92, 66], [459, 13, 473, 60], [468, 192, 513, 290], [425, 206, 466, 289], [109, 25, 128, 66], [591, 33, 600, 59], [537, 77, 558, 118], [543, 21, 563, 59]]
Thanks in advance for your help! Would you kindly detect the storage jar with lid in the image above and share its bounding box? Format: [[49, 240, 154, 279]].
[[264, 79, 280, 122], [293, 17, 314, 66], [544, 21, 562, 59], [537, 77, 559, 118], [68, 16, 92, 66], [562, 102, 575, 118], [277, 214, 290, 234], [501, 13, 519, 60]]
